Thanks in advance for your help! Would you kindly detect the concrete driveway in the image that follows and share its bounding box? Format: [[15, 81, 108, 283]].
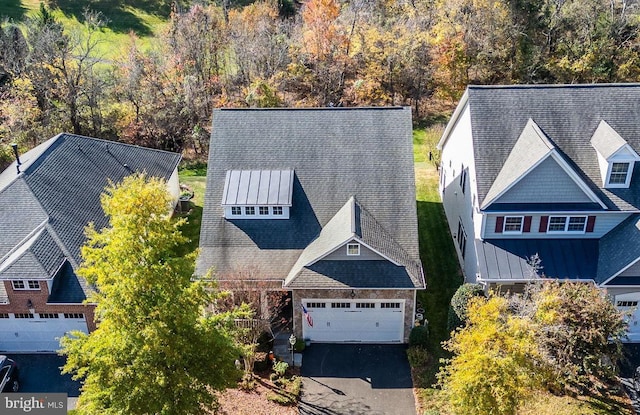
[[299, 344, 416, 415]]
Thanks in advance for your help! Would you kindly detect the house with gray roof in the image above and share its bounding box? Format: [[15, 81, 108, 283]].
[[197, 107, 425, 343], [437, 84, 640, 340], [0, 133, 181, 352]]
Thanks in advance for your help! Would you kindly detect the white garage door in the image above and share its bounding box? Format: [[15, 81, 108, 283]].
[[0, 313, 88, 352], [302, 299, 404, 343], [615, 293, 640, 342]]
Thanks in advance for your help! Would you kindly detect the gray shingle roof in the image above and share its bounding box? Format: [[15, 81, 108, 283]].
[[590, 120, 632, 160], [287, 260, 416, 289], [0, 227, 65, 280], [0, 133, 181, 301], [482, 119, 555, 208], [598, 214, 640, 283], [197, 108, 423, 290], [285, 197, 423, 288], [464, 84, 640, 210]]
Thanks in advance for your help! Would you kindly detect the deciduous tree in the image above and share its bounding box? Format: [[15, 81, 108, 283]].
[[61, 174, 240, 415]]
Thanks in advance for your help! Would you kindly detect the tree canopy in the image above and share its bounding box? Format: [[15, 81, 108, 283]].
[[438, 281, 627, 414], [61, 174, 240, 415]]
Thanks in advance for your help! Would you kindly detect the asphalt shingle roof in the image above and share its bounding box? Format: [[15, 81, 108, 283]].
[[466, 84, 640, 211], [197, 108, 423, 290], [0, 133, 181, 301]]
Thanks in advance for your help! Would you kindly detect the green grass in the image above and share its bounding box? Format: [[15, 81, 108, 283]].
[[413, 125, 445, 164], [177, 163, 207, 255], [0, 0, 169, 59], [414, 162, 463, 387]]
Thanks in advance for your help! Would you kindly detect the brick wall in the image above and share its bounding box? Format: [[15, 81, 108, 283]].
[[1, 281, 96, 331]]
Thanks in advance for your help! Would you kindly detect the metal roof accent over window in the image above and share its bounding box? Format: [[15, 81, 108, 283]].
[[222, 170, 294, 206]]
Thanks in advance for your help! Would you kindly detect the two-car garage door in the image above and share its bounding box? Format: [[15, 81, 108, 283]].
[[0, 313, 88, 352], [302, 299, 404, 343]]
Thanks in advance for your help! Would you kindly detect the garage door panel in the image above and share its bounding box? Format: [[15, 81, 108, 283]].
[[302, 299, 404, 343], [0, 315, 88, 352]]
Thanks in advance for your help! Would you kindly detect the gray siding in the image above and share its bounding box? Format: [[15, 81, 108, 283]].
[[322, 243, 385, 261], [619, 260, 640, 277], [483, 213, 630, 239], [496, 157, 593, 204]]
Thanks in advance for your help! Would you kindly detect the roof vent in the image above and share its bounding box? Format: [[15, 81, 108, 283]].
[[11, 143, 21, 174]]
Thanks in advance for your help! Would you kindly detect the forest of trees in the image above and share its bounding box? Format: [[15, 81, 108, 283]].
[[1, 0, 640, 167]]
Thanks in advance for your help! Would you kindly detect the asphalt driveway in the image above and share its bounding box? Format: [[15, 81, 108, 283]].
[[6, 354, 80, 397], [299, 344, 416, 415]]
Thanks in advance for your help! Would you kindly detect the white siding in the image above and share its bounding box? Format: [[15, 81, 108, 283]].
[[483, 212, 630, 239], [495, 157, 593, 204], [439, 104, 479, 282], [168, 168, 180, 208]]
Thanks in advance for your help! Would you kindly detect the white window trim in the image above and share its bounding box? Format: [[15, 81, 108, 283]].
[[547, 216, 587, 233], [347, 243, 360, 256], [503, 216, 524, 234], [11, 280, 40, 291], [606, 161, 634, 188]]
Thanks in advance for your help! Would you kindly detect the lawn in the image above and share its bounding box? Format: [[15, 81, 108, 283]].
[[177, 162, 207, 255], [0, 0, 169, 58], [411, 132, 634, 414]]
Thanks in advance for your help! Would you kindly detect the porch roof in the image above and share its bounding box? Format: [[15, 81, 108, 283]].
[[476, 238, 598, 281]]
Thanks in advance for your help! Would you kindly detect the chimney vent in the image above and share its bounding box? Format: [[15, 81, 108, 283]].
[[11, 143, 21, 173]]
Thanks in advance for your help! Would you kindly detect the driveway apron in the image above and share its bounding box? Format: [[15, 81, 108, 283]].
[[299, 344, 416, 415]]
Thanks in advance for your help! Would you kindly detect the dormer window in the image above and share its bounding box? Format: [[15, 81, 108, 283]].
[[221, 170, 293, 219], [347, 243, 360, 256], [590, 120, 640, 189], [608, 162, 631, 186]]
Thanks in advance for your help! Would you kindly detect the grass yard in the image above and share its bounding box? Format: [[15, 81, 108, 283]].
[[0, 0, 169, 59], [177, 162, 207, 255], [411, 131, 633, 414]]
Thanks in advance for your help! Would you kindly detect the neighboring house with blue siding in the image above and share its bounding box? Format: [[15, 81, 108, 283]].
[[437, 84, 640, 340]]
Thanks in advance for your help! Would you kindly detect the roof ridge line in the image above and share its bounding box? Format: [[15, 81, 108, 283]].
[[0, 220, 48, 271]]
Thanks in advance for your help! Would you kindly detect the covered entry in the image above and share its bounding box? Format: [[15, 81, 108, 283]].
[[301, 299, 404, 343]]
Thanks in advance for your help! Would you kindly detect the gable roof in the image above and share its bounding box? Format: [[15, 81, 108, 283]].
[[448, 84, 640, 211], [0, 133, 181, 299], [597, 214, 640, 284], [590, 120, 635, 160], [482, 118, 606, 209], [285, 197, 423, 288], [196, 107, 423, 289]]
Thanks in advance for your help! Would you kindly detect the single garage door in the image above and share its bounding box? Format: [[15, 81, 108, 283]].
[[0, 312, 88, 352], [302, 299, 404, 343]]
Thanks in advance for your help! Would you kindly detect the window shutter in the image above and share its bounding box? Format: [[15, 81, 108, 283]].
[[495, 216, 504, 233], [586, 216, 596, 232], [539, 216, 549, 233], [523, 216, 532, 232]]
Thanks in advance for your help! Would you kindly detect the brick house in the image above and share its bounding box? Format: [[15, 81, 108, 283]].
[[0, 133, 180, 352]]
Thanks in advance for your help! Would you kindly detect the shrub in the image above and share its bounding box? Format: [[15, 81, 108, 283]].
[[409, 325, 429, 348], [447, 283, 485, 332], [273, 361, 288, 377], [407, 346, 432, 367], [294, 339, 306, 352], [266, 376, 302, 406]]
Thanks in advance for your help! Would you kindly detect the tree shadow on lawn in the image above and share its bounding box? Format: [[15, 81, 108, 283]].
[[0, 0, 29, 20], [48, 0, 174, 35]]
